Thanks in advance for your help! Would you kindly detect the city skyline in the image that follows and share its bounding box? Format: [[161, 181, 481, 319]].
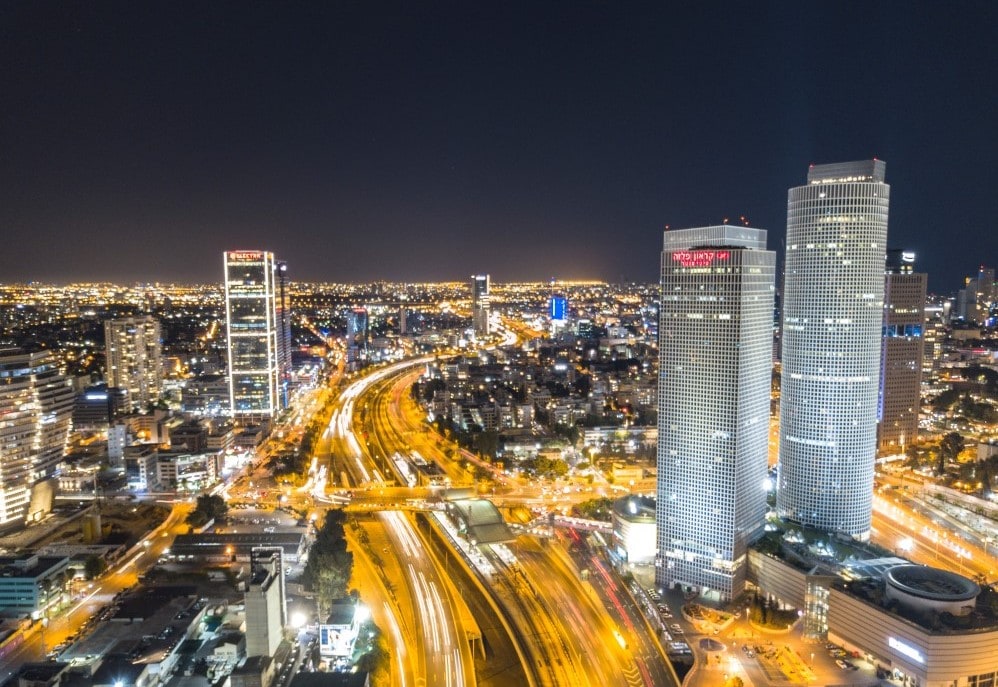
[[2, 4, 997, 288]]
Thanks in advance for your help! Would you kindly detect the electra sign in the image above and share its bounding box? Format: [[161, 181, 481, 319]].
[[888, 637, 925, 664], [671, 250, 731, 267]]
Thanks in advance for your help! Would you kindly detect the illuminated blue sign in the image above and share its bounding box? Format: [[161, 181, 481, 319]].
[[549, 295, 567, 321]]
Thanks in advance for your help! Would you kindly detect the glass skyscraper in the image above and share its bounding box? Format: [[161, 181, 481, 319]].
[[777, 160, 889, 540], [224, 250, 281, 420], [655, 226, 775, 601]]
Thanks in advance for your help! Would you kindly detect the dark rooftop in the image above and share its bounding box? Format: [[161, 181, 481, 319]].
[[289, 672, 369, 687]]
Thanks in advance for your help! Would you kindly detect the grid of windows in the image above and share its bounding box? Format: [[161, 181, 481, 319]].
[[970, 672, 997, 687], [0, 350, 73, 526], [104, 316, 162, 411], [471, 275, 491, 336], [777, 161, 889, 539], [224, 251, 280, 419], [655, 226, 775, 601], [879, 272, 926, 451]]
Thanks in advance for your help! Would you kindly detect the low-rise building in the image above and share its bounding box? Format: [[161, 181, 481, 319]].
[[123, 446, 158, 490], [0, 555, 70, 618], [170, 533, 307, 564], [610, 496, 656, 564], [319, 599, 363, 668]]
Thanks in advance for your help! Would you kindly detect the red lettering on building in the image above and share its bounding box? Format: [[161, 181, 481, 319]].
[[671, 250, 730, 267]]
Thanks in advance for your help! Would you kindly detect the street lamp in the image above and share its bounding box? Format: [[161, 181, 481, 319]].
[[897, 537, 914, 557]]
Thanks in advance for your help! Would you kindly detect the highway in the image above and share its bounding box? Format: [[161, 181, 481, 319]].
[[871, 486, 996, 580], [358, 361, 681, 687], [323, 357, 476, 687]]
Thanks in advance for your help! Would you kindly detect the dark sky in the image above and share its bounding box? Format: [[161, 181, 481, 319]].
[[2, 3, 996, 290]]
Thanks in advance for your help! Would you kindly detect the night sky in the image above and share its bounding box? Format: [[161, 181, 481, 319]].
[[2, 3, 996, 290]]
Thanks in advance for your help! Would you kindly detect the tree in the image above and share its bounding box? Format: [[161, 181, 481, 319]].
[[84, 554, 107, 580], [186, 494, 228, 527], [938, 432, 965, 475], [302, 509, 354, 614]]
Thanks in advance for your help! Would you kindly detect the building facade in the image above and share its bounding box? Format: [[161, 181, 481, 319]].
[[655, 226, 775, 601], [879, 250, 926, 453], [0, 349, 74, 527], [471, 274, 490, 336], [224, 251, 281, 420], [244, 548, 285, 658], [777, 160, 889, 540], [274, 260, 292, 408], [956, 266, 995, 323], [104, 315, 163, 412], [346, 307, 368, 367], [0, 554, 71, 617]]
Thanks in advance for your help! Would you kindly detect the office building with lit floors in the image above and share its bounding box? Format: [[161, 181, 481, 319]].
[[104, 315, 163, 412], [224, 250, 282, 421], [879, 250, 926, 453], [471, 274, 491, 336], [346, 307, 368, 368], [777, 160, 889, 540], [0, 349, 74, 528], [655, 225, 775, 601]]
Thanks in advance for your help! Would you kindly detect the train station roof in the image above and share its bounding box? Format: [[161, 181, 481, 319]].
[[445, 499, 514, 544]]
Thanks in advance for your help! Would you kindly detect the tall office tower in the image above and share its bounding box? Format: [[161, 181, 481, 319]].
[[245, 548, 286, 657], [972, 267, 995, 323], [224, 250, 280, 421], [955, 267, 995, 322], [777, 160, 889, 540], [922, 302, 947, 379], [274, 261, 292, 409], [878, 250, 926, 453], [471, 274, 491, 336], [655, 226, 775, 601], [346, 307, 368, 367], [104, 315, 163, 412], [0, 349, 74, 526]]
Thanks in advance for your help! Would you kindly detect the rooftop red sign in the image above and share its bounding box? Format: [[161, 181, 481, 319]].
[[671, 250, 730, 267]]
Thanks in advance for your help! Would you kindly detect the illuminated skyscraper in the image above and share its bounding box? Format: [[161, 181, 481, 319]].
[[549, 294, 568, 335], [224, 250, 281, 420], [777, 160, 889, 540], [471, 274, 490, 336], [104, 315, 162, 412], [346, 307, 368, 367], [0, 349, 74, 526], [878, 250, 926, 453], [275, 261, 292, 408], [655, 226, 775, 601]]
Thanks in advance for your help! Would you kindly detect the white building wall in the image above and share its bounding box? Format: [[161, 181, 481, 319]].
[[778, 160, 889, 539], [655, 226, 775, 601]]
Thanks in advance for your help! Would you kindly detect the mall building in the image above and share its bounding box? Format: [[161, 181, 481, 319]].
[[749, 547, 998, 687]]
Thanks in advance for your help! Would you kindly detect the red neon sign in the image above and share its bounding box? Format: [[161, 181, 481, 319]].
[[671, 250, 730, 267]]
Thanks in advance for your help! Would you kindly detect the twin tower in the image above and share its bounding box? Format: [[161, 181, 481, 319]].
[[655, 160, 889, 601]]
